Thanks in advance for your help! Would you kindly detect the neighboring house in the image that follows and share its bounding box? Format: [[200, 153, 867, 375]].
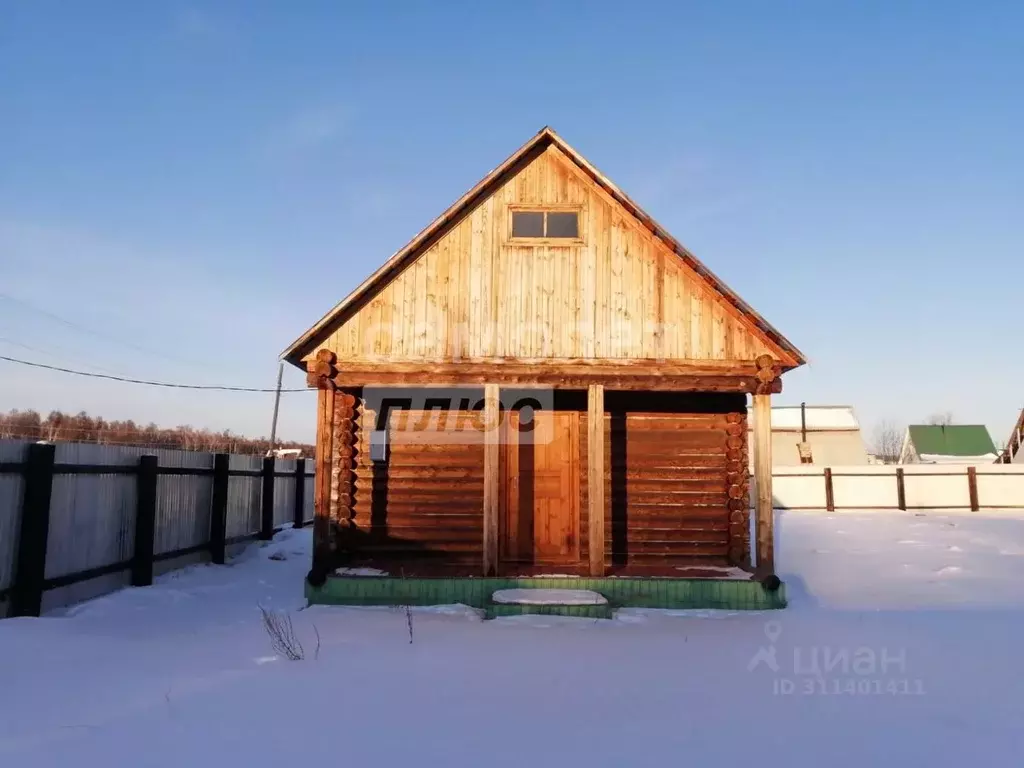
[[283, 126, 805, 610], [749, 404, 868, 466], [998, 408, 1023, 463], [899, 425, 998, 464]]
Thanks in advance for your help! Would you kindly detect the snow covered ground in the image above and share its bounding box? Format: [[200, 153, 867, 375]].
[[2, 510, 1024, 767]]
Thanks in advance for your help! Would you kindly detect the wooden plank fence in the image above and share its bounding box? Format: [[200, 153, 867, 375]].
[[0, 439, 314, 617]]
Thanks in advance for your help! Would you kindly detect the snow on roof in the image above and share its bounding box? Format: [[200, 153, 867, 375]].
[[918, 453, 999, 464], [747, 405, 861, 431]]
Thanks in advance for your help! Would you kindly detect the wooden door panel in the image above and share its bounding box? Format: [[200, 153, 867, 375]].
[[501, 411, 580, 566]]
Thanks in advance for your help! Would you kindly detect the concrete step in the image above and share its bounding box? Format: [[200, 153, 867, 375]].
[[486, 588, 614, 620]]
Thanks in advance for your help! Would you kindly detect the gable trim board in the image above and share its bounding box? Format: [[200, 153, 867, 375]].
[[282, 127, 804, 371]]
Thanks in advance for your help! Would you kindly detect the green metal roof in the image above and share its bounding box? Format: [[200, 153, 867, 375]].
[[907, 425, 997, 457]]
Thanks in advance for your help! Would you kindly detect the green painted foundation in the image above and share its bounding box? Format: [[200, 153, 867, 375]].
[[307, 575, 786, 616]]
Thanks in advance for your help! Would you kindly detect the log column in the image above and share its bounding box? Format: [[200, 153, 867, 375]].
[[308, 351, 359, 578], [753, 355, 781, 575], [725, 410, 751, 568], [330, 390, 358, 529], [587, 384, 606, 576], [482, 384, 500, 576]]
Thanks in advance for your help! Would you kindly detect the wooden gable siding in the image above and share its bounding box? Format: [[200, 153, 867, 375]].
[[307, 145, 777, 366]]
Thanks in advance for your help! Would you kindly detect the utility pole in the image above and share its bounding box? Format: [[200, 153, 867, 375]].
[[267, 361, 284, 457]]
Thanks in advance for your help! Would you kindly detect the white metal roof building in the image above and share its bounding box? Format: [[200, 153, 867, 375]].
[[748, 404, 868, 466]]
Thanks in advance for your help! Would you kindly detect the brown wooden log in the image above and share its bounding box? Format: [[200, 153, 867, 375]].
[[752, 393, 773, 573], [315, 349, 337, 364], [621, 529, 730, 544], [606, 543, 731, 557], [328, 390, 358, 531], [312, 360, 334, 378], [588, 384, 606, 576], [482, 384, 500, 575], [331, 362, 768, 392], [312, 385, 336, 569]]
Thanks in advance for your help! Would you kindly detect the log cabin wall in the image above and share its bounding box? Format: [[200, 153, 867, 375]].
[[580, 392, 748, 574], [345, 400, 486, 571], [321, 388, 749, 577], [303, 145, 784, 367]]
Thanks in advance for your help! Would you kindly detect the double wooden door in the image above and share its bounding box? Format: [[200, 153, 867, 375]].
[[500, 410, 580, 567]]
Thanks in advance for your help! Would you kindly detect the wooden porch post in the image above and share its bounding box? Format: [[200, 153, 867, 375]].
[[587, 384, 606, 576], [483, 384, 500, 576], [752, 392, 774, 574], [309, 350, 338, 579], [312, 383, 336, 573]]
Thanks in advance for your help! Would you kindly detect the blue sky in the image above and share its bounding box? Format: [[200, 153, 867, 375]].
[[1, 1, 1021, 446]]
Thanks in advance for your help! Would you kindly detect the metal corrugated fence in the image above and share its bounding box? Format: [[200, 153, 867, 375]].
[[0, 439, 314, 617], [0, 440, 26, 596]]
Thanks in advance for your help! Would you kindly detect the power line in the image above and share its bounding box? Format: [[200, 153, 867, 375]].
[[0, 292, 201, 366], [0, 335, 134, 378], [0, 354, 309, 393]]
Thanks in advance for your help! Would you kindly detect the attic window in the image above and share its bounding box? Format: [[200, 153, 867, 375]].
[[512, 211, 545, 238], [510, 208, 581, 241]]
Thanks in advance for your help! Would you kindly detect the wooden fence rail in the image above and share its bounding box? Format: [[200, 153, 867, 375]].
[[0, 440, 314, 618]]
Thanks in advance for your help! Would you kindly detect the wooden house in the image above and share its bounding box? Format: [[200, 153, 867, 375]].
[[284, 127, 804, 604]]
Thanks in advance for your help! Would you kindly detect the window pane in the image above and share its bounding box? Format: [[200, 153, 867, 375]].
[[511, 211, 544, 238], [545, 211, 579, 238]]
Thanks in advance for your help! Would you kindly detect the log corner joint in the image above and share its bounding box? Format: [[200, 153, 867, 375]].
[[754, 355, 783, 395], [306, 349, 338, 389]]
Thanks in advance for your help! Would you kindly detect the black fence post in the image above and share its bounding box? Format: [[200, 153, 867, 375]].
[[293, 458, 306, 528], [260, 456, 275, 540], [11, 442, 56, 617], [131, 455, 158, 587], [896, 467, 907, 511], [209, 453, 229, 564], [824, 467, 835, 512]]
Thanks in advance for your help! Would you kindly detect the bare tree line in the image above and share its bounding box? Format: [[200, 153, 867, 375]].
[[0, 409, 313, 457]]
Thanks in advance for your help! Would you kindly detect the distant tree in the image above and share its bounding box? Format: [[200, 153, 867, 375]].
[[927, 411, 954, 426], [0, 408, 313, 457], [872, 421, 905, 464]]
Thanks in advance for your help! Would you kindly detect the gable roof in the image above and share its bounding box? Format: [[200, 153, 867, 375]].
[[906, 425, 997, 457], [282, 126, 806, 369]]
